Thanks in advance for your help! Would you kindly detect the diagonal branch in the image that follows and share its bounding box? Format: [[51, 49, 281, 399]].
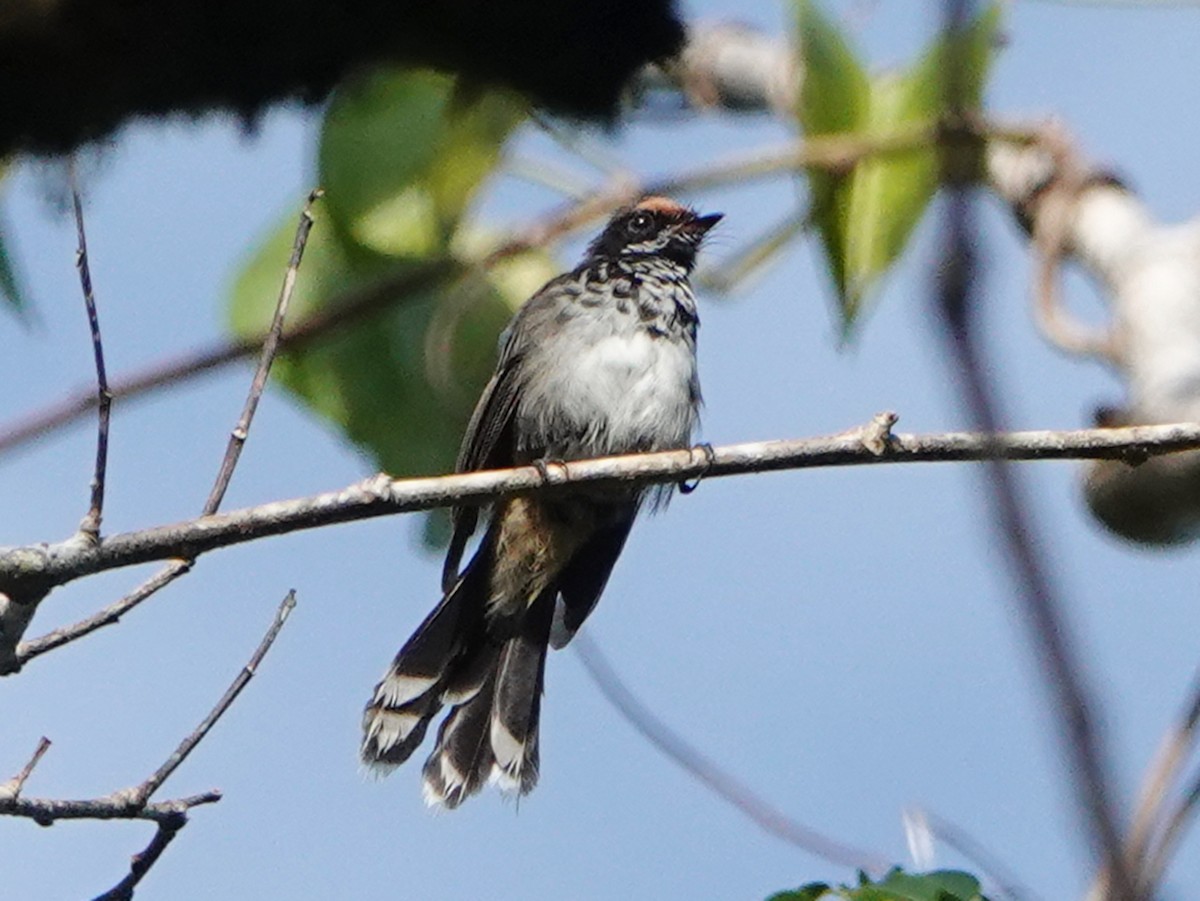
[[91, 813, 187, 901], [5, 417, 1200, 615], [69, 165, 112, 542], [203, 189, 321, 515], [135, 590, 295, 803], [574, 631, 890, 873]]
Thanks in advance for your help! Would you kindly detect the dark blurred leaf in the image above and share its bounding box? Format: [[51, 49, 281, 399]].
[[0, 162, 30, 320], [793, 2, 1001, 329], [767, 883, 832, 900]]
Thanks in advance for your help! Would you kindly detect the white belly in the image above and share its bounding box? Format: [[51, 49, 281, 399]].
[[521, 329, 698, 456]]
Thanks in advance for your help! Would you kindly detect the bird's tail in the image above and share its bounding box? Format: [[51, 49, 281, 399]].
[[361, 535, 556, 808]]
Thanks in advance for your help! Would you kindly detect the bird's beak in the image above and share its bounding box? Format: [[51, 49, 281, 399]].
[[691, 212, 724, 234]]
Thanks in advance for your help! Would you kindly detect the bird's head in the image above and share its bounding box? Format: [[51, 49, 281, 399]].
[[587, 196, 723, 270]]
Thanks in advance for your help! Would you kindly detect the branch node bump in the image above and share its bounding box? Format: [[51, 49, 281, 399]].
[[861, 411, 899, 457]]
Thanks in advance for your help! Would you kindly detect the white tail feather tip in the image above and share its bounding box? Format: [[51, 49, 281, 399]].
[[374, 672, 438, 708], [364, 709, 422, 753]]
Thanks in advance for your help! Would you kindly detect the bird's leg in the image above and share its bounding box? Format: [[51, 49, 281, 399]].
[[531, 457, 570, 486]]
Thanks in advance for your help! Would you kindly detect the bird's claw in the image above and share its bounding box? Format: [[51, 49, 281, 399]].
[[679, 443, 716, 495]]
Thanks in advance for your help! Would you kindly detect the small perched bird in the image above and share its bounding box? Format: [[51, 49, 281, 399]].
[[361, 196, 722, 807]]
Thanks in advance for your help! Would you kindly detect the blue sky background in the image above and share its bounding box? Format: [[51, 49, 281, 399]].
[[3, 1, 1200, 899]]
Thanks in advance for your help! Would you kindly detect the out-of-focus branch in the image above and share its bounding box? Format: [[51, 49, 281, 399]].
[[932, 2, 1133, 895], [0, 119, 1034, 461], [574, 631, 890, 874], [905, 807, 1042, 901]]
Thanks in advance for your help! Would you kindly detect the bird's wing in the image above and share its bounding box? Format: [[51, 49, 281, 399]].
[[440, 324, 527, 592]]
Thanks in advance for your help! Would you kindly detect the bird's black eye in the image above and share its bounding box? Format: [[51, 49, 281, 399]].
[[626, 211, 655, 237]]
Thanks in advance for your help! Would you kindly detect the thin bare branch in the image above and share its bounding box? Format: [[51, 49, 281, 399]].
[[574, 631, 889, 873], [0, 737, 51, 801], [0, 789, 220, 825], [69, 165, 112, 542], [203, 190, 321, 514], [136, 590, 295, 802], [5, 417, 1200, 601], [934, 3, 1134, 893], [14, 560, 190, 667]]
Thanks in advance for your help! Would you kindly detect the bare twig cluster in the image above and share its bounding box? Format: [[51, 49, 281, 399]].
[[1, 591, 295, 899], [2, 185, 315, 897]]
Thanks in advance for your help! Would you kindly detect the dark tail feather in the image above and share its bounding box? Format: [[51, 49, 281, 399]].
[[361, 541, 492, 770], [490, 590, 555, 794], [420, 590, 556, 807], [420, 665, 498, 808]]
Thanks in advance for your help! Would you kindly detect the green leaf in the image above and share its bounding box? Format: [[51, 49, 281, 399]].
[[871, 868, 986, 901], [228, 207, 557, 482], [319, 68, 526, 258], [768, 869, 987, 901], [793, 2, 1001, 329], [793, 0, 870, 137], [793, 0, 870, 312]]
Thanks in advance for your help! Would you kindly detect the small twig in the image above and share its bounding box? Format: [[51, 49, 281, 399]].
[[135, 590, 296, 803], [91, 814, 186, 901], [3, 590, 296, 897], [203, 189, 321, 515], [573, 631, 889, 874], [69, 165, 112, 542], [1027, 127, 1119, 363], [0, 737, 51, 801]]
